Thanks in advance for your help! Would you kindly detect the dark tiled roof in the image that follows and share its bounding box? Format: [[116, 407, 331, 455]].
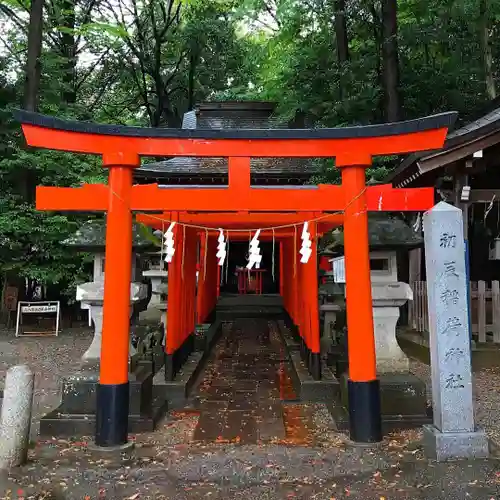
[[137, 156, 316, 176], [446, 106, 500, 140], [321, 213, 423, 252], [386, 106, 500, 186], [136, 101, 319, 178]]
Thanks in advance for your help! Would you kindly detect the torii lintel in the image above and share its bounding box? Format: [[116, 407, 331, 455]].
[[36, 183, 435, 212], [15, 109, 456, 162]]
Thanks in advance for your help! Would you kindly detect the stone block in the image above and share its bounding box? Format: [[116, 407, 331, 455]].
[[0, 365, 34, 469], [39, 363, 166, 437], [422, 202, 487, 459], [422, 424, 489, 461], [424, 203, 475, 433], [336, 372, 431, 431], [288, 351, 339, 402]]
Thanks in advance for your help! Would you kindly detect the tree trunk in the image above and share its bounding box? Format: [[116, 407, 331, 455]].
[[381, 0, 401, 121], [60, 0, 77, 104], [480, 0, 496, 100], [334, 0, 349, 64], [23, 0, 44, 112], [21, 0, 43, 205], [334, 0, 349, 100], [187, 53, 197, 111], [369, 1, 384, 122]]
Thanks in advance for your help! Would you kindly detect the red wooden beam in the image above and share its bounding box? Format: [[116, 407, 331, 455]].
[[17, 110, 455, 160], [366, 184, 434, 211], [36, 184, 434, 213], [136, 212, 340, 229], [196, 226, 336, 239], [22, 126, 447, 160]]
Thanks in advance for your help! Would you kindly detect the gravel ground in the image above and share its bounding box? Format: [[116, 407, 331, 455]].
[[1, 408, 499, 499], [0, 326, 92, 434], [0, 327, 500, 498], [410, 359, 500, 446]]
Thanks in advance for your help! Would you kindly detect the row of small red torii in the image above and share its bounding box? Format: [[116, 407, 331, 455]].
[[14, 109, 456, 448]]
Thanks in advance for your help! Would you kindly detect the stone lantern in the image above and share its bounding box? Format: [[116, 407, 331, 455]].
[[324, 213, 431, 428], [64, 219, 153, 361], [142, 248, 168, 325], [39, 220, 162, 437]]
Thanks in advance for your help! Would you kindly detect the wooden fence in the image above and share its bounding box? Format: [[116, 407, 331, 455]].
[[409, 280, 500, 344]]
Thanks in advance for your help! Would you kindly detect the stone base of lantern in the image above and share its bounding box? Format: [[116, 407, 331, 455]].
[[39, 361, 167, 437], [373, 307, 411, 373], [422, 424, 489, 461], [139, 306, 164, 325], [330, 372, 432, 432]]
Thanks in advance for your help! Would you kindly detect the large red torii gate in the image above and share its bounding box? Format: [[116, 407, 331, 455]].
[[14, 109, 455, 450]]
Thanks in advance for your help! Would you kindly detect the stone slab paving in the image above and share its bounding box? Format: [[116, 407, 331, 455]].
[[191, 318, 308, 445], [0, 326, 92, 436]]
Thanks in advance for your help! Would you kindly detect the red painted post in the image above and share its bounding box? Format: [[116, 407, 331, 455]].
[[97, 153, 138, 449], [303, 222, 320, 379], [207, 237, 218, 313], [165, 216, 180, 381], [196, 233, 208, 324], [279, 242, 284, 297], [187, 228, 197, 341], [341, 164, 382, 443]]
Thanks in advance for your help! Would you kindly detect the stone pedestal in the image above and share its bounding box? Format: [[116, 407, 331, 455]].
[[422, 202, 489, 460], [158, 303, 167, 348], [370, 281, 431, 426], [194, 323, 211, 351], [39, 361, 167, 437], [142, 269, 168, 307], [331, 372, 431, 431], [141, 269, 168, 324], [77, 281, 148, 361], [373, 307, 409, 372], [320, 303, 341, 341], [372, 282, 412, 373], [81, 304, 104, 360]]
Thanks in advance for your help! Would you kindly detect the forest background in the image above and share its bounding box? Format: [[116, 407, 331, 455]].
[[0, 0, 497, 304]]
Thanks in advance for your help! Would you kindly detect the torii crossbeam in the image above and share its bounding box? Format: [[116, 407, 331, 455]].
[[14, 109, 455, 450]]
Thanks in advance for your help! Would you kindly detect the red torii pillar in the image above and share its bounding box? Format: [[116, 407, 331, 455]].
[[98, 153, 138, 449], [303, 222, 320, 377], [340, 161, 379, 441], [279, 241, 284, 297], [15, 109, 454, 448], [196, 234, 218, 325], [165, 224, 198, 380]]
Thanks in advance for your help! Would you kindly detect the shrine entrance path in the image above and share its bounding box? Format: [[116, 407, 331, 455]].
[[188, 318, 314, 445]]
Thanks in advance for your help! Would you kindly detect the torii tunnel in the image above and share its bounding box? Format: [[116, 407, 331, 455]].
[[14, 109, 456, 449]]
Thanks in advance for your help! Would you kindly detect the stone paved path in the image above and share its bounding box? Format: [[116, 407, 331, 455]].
[[191, 319, 314, 445]]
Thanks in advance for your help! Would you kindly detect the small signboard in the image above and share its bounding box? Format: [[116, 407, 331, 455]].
[[330, 257, 346, 284], [16, 301, 61, 337]]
